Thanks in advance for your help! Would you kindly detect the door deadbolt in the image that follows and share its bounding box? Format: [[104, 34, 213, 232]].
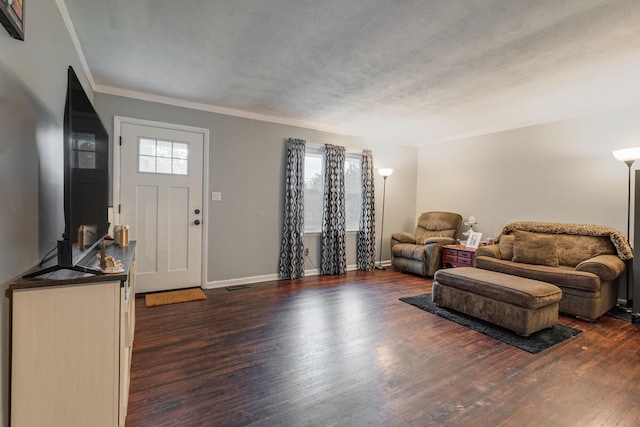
[[194, 209, 201, 214]]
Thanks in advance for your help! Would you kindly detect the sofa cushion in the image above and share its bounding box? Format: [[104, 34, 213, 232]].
[[476, 256, 601, 293], [498, 235, 514, 260], [555, 234, 617, 267], [414, 211, 461, 244], [512, 231, 559, 267], [392, 243, 425, 261]]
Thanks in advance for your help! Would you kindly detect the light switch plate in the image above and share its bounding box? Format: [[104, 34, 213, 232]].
[[211, 191, 222, 201]]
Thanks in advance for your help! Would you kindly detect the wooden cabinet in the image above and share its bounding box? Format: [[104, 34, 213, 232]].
[[442, 244, 476, 268], [9, 243, 136, 427]]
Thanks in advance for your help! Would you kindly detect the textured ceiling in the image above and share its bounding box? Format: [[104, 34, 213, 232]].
[[63, 0, 640, 146]]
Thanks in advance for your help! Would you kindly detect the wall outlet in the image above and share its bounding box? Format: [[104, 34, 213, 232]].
[[304, 248, 310, 256]]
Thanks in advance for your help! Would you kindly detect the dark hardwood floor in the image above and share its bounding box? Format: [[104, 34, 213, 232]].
[[126, 270, 640, 427]]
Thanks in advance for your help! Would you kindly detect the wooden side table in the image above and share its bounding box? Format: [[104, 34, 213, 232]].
[[442, 244, 477, 268]]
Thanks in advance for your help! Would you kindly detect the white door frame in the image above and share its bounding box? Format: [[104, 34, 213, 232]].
[[113, 116, 210, 288]]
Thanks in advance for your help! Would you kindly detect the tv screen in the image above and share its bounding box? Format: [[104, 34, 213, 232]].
[[25, 66, 109, 277], [64, 66, 109, 264]]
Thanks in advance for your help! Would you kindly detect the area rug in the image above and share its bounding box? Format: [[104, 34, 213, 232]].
[[399, 294, 582, 354], [145, 288, 207, 307], [606, 306, 633, 322]]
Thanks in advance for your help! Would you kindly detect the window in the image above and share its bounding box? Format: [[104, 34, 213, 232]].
[[303, 148, 362, 232], [304, 147, 324, 232], [138, 138, 189, 175], [344, 154, 362, 231]]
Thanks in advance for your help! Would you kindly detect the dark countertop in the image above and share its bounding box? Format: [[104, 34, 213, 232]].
[[9, 241, 136, 292]]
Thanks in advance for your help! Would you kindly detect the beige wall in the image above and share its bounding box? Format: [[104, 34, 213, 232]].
[[94, 94, 419, 284], [369, 142, 418, 260], [0, 1, 93, 425], [416, 105, 640, 241]]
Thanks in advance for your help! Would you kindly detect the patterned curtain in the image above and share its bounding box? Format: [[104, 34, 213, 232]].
[[357, 150, 376, 271], [320, 144, 346, 275], [279, 138, 306, 279]]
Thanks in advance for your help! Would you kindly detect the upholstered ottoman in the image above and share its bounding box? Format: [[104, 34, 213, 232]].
[[433, 267, 562, 336]]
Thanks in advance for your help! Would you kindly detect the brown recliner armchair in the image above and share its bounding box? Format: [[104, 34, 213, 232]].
[[390, 211, 463, 276]]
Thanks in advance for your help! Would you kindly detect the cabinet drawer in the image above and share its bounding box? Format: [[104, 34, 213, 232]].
[[443, 253, 458, 263], [457, 257, 473, 266], [458, 251, 473, 259]]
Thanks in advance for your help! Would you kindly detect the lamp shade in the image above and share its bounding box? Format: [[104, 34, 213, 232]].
[[378, 168, 393, 177], [613, 147, 640, 162]]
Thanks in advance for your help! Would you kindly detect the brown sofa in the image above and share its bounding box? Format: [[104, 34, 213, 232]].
[[390, 211, 462, 277], [475, 222, 633, 321]]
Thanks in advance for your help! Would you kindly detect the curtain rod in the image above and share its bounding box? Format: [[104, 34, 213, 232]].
[[305, 141, 366, 155]]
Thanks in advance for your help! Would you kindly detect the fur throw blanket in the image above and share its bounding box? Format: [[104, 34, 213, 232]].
[[500, 221, 633, 260]]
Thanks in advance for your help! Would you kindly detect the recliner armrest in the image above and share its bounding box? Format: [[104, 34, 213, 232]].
[[391, 232, 416, 245], [575, 255, 626, 282], [424, 237, 457, 245]]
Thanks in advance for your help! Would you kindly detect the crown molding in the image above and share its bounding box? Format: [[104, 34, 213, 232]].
[[94, 84, 355, 137], [54, 0, 95, 90]]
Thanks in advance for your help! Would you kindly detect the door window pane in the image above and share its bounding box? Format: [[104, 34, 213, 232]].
[[139, 155, 156, 173], [157, 157, 172, 174], [173, 159, 188, 175], [157, 140, 172, 157], [138, 138, 190, 175], [173, 143, 189, 159], [139, 138, 156, 156]]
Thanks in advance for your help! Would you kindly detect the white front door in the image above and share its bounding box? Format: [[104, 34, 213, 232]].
[[119, 121, 205, 293]]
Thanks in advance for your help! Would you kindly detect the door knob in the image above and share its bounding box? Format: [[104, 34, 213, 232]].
[[194, 209, 201, 214], [194, 220, 201, 225]]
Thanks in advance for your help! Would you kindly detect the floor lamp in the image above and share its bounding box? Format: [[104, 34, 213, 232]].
[[376, 168, 393, 270], [613, 147, 640, 308]]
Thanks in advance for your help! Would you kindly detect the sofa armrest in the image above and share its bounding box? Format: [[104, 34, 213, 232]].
[[476, 245, 501, 259], [575, 255, 626, 282], [391, 232, 416, 245], [424, 237, 457, 245]]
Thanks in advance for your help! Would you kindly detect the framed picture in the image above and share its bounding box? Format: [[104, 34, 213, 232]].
[[0, 0, 24, 41], [465, 231, 483, 249]]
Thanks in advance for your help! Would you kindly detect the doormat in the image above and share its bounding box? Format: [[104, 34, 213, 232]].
[[400, 293, 582, 354], [226, 284, 249, 291], [145, 288, 207, 307]]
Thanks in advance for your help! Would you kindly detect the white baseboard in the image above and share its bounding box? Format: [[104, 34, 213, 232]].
[[204, 261, 390, 289], [204, 274, 280, 289]]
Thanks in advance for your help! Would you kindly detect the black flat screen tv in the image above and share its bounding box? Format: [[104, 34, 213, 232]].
[[25, 66, 109, 277]]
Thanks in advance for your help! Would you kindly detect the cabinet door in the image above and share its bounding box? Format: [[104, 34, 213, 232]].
[[11, 282, 120, 427], [119, 257, 136, 426]]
